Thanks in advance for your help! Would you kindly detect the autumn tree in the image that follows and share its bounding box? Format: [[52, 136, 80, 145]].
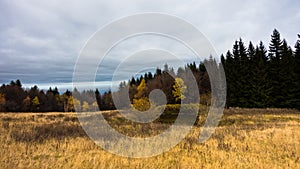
[[135, 79, 148, 99], [22, 96, 31, 112], [73, 97, 81, 112], [82, 101, 90, 112], [92, 101, 98, 111], [172, 78, 187, 103], [0, 93, 6, 112], [32, 96, 40, 111], [133, 79, 150, 111]]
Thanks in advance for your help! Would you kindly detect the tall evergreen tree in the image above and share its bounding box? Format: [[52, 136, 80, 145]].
[[238, 39, 251, 107], [268, 29, 284, 107], [95, 88, 101, 110], [280, 40, 297, 107], [249, 42, 270, 107], [269, 29, 283, 60], [295, 34, 300, 76], [231, 40, 243, 106], [223, 50, 236, 107], [294, 34, 300, 109]]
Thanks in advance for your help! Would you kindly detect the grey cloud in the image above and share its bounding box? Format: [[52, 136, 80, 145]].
[[0, 0, 299, 87]]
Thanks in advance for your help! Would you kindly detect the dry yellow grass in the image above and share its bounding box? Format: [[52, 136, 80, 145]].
[[0, 108, 300, 168]]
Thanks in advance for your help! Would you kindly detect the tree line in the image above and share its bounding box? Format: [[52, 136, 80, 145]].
[[221, 29, 300, 109], [0, 60, 211, 112], [0, 29, 299, 112]]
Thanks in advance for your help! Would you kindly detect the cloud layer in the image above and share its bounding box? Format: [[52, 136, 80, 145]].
[[1, 0, 299, 90]]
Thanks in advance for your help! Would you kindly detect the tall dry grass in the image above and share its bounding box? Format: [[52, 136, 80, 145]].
[[0, 108, 299, 168]]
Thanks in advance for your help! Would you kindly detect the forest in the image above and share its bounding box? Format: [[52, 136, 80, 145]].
[[0, 29, 299, 112]]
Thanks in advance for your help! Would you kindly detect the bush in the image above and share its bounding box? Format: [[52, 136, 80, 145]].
[[152, 104, 206, 124], [132, 97, 151, 111]]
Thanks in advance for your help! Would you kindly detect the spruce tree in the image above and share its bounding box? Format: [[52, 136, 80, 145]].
[[269, 29, 283, 60], [238, 39, 250, 107], [268, 29, 284, 107], [224, 50, 236, 107], [280, 40, 297, 107], [293, 35, 300, 109], [249, 42, 270, 107]]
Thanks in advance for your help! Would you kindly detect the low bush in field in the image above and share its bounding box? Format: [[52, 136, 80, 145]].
[[153, 104, 208, 124], [132, 98, 151, 111]]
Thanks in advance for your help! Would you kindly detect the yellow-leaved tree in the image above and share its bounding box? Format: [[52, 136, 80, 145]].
[[133, 79, 150, 111], [172, 78, 187, 102], [32, 96, 40, 111], [92, 101, 98, 111], [82, 101, 90, 112]]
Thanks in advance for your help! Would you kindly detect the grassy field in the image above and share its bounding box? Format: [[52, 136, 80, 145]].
[[0, 108, 300, 168]]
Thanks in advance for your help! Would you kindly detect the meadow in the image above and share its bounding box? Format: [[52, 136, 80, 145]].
[[0, 108, 300, 168]]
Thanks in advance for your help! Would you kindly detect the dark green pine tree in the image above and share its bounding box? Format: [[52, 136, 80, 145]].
[[268, 29, 284, 107], [249, 42, 270, 107], [223, 50, 237, 107], [295, 34, 300, 78], [269, 29, 283, 60], [280, 40, 297, 108], [248, 42, 256, 62], [294, 35, 300, 109], [231, 41, 242, 106], [95, 88, 101, 110], [238, 39, 251, 107]]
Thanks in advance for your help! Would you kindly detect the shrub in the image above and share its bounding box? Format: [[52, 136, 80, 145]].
[[132, 97, 151, 111]]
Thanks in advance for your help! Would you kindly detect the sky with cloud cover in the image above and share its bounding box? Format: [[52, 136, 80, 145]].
[[0, 0, 299, 91]]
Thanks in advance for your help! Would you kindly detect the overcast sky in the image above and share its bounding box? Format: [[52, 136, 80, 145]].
[[0, 0, 299, 91]]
